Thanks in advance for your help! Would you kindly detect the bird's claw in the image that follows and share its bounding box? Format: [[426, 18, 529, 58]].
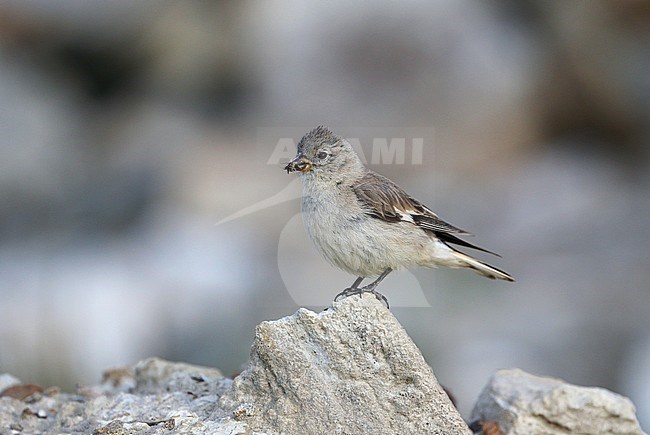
[[371, 290, 390, 309], [334, 287, 362, 302], [334, 287, 390, 309]]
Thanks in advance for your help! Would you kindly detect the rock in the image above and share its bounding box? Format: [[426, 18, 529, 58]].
[[0, 296, 469, 434], [133, 357, 224, 395], [0, 384, 44, 400], [221, 293, 470, 434], [0, 374, 21, 392], [0, 358, 242, 435], [2, 297, 648, 434], [471, 368, 644, 435]]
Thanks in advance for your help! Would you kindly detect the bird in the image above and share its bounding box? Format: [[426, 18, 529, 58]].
[[284, 126, 513, 308]]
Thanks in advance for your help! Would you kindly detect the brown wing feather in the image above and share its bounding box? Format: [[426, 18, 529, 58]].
[[353, 171, 501, 256], [353, 171, 469, 234], [353, 172, 417, 222]]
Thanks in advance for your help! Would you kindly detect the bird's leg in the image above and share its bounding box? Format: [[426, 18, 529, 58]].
[[359, 268, 392, 308], [361, 268, 392, 291], [334, 276, 364, 302]]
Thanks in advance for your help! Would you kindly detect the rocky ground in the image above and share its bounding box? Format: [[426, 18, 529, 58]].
[[0, 296, 644, 434]]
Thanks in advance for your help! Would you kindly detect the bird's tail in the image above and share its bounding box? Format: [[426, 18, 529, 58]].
[[452, 250, 514, 282]]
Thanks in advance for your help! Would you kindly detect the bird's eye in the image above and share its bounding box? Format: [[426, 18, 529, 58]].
[[317, 150, 329, 160]]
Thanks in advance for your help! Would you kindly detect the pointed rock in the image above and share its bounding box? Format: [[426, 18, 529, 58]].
[[221, 294, 470, 434]]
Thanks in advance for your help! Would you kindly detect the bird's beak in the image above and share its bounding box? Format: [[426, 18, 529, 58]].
[[284, 156, 313, 174]]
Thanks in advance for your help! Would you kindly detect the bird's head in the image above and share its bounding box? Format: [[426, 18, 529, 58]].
[[284, 126, 362, 178]]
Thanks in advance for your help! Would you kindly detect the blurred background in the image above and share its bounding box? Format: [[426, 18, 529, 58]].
[[0, 0, 648, 428]]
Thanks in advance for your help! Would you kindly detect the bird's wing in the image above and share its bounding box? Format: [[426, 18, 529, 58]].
[[352, 171, 469, 234], [352, 171, 501, 256]]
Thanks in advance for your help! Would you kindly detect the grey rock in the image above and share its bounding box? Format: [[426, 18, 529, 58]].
[[0, 374, 20, 392], [221, 294, 470, 434], [471, 368, 645, 435], [0, 358, 242, 435], [0, 296, 471, 434], [2, 297, 647, 434], [134, 357, 226, 395]]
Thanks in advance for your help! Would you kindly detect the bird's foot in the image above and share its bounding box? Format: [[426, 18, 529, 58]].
[[334, 286, 389, 309], [334, 287, 363, 302], [360, 286, 390, 309]]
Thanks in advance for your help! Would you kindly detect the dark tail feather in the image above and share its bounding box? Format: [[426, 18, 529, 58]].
[[436, 232, 501, 257]]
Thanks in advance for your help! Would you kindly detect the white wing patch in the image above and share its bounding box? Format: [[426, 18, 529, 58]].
[[398, 211, 415, 223]]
